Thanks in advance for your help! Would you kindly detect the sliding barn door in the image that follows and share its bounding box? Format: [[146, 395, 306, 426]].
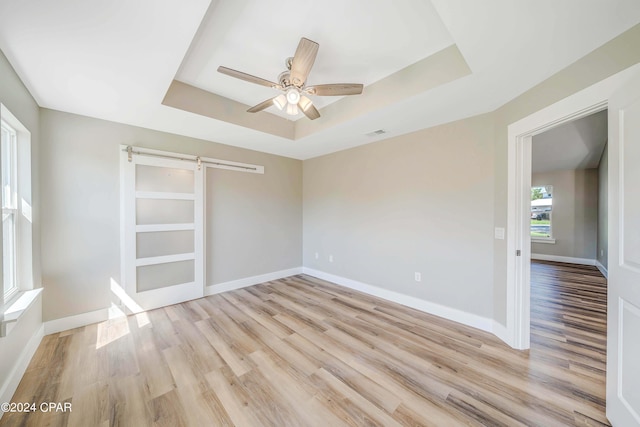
[[120, 149, 204, 310]]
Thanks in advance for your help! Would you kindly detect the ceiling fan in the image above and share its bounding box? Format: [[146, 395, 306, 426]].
[[217, 37, 363, 120]]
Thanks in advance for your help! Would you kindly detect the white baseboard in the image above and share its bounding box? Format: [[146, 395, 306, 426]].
[[0, 324, 44, 408], [302, 267, 494, 334], [44, 308, 109, 335], [206, 267, 303, 296], [531, 253, 596, 266], [492, 321, 511, 346], [595, 260, 608, 279]]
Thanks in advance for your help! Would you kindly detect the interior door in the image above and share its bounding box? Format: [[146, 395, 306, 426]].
[[606, 71, 640, 426], [121, 149, 204, 311]]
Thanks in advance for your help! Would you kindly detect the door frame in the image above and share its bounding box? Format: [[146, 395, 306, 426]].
[[505, 63, 640, 350]]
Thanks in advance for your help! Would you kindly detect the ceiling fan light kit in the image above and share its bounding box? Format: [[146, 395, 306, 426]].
[[273, 94, 287, 110], [217, 37, 363, 120], [298, 96, 312, 112], [286, 103, 299, 116], [286, 88, 301, 105]]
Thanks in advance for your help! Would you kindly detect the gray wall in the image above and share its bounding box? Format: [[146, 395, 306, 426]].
[[40, 109, 302, 321], [206, 161, 302, 286], [598, 143, 608, 269], [302, 25, 640, 329], [531, 169, 598, 260], [0, 49, 42, 398], [303, 114, 495, 318]]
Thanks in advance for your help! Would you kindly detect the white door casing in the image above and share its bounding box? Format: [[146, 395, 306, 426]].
[[120, 147, 204, 311], [505, 63, 640, 351], [606, 71, 640, 427]]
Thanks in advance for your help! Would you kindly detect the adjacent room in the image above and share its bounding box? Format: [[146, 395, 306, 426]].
[[527, 110, 610, 413], [1, 1, 640, 425]]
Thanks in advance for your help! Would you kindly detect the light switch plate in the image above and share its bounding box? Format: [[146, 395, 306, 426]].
[[494, 227, 505, 240]]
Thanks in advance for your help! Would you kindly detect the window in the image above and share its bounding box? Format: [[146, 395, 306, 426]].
[[1, 120, 18, 300], [0, 106, 36, 336], [531, 185, 552, 240], [0, 104, 33, 310]]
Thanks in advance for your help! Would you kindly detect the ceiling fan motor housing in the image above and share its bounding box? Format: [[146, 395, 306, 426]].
[[278, 70, 291, 88]]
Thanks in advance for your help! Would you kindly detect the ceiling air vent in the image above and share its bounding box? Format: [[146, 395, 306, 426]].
[[365, 129, 387, 137]]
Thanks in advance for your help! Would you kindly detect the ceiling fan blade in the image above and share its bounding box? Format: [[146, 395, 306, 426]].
[[290, 38, 319, 87], [305, 83, 363, 96], [247, 97, 276, 113], [298, 96, 320, 120], [218, 66, 281, 89]]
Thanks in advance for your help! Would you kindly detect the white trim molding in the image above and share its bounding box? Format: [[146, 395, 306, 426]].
[[44, 308, 109, 335], [1, 289, 43, 337], [531, 253, 596, 266], [531, 238, 556, 244], [206, 267, 303, 296], [302, 268, 505, 340], [596, 260, 609, 279], [0, 324, 44, 409], [492, 321, 510, 345]]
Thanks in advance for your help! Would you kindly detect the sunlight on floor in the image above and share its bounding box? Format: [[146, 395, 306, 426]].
[[96, 313, 130, 349], [135, 311, 151, 328], [108, 303, 126, 319]]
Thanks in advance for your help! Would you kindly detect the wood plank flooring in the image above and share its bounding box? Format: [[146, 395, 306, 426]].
[[1, 261, 608, 426]]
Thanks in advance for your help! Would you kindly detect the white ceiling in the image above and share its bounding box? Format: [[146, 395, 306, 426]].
[[177, 0, 454, 120], [532, 110, 608, 173], [0, 0, 639, 160]]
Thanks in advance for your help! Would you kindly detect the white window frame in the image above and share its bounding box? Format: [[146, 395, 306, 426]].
[[530, 185, 555, 244], [0, 104, 37, 337], [1, 119, 18, 301]]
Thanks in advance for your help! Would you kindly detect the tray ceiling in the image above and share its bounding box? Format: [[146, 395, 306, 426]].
[[1, 0, 639, 159]]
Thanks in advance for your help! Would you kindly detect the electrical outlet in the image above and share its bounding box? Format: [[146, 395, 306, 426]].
[[315, 252, 319, 260], [329, 255, 334, 263], [600, 249, 604, 257], [415, 272, 421, 282]]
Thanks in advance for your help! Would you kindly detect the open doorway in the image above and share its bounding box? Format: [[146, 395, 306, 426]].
[[527, 111, 609, 388], [506, 63, 640, 425], [505, 99, 608, 351]]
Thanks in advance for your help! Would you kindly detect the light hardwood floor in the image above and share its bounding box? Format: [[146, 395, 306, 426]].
[[1, 261, 608, 426]]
